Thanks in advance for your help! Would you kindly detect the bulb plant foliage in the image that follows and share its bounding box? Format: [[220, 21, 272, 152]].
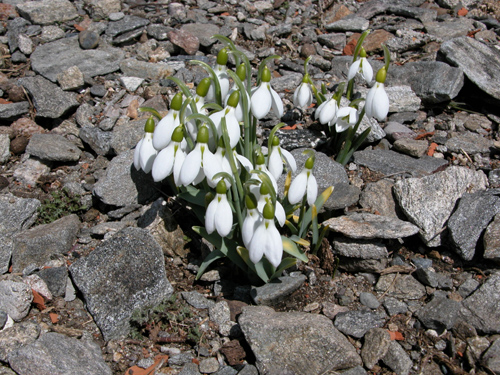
[[134, 33, 389, 283]]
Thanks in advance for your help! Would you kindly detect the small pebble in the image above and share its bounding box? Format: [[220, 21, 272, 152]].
[[359, 292, 380, 309], [79, 30, 99, 49]]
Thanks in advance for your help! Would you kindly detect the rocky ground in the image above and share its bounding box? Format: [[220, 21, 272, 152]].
[[0, 0, 500, 374]]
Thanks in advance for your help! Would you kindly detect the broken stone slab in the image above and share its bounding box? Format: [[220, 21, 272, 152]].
[[0, 102, 29, 120], [69, 227, 173, 341], [484, 213, 500, 261], [323, 212, 419, 239], [0, 321, 40, 362], [31, 36, 125, 83], [333, 236, 388, 259], [445, 131, 494, 155], [8, 332, 112, 375], [15, 0, 78, 26], [338, 257, 388, 273], [387, 61, 463, 103], [424, 18, 475, 41], [26, 133, 81, 162], [119, 58, 176, 80], [361, 328, 392, 370], [440, 36, 500, 100], [447, 191, 500, 261], [17, 76, 79, 119], [374, 274, 426, 300], [393, 166, 488, 247], [250, 274, 306, 306], [458, 272, 500, 334], [353, 149, 448, 178], [11, 214, 81, 273], [381, 341, 412, 375], [0, 281, 33, 322], [239, 306, 362, 374], [334, 310, 386, 339], [415, 296, 461, 331]]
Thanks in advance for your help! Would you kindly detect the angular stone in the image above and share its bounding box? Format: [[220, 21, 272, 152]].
[[393, 166, 488, 246], [79, 126, 111, 156], [324, 212, 419, 239], [440, 36, 500, 100], [0, 281, 33, 321], [353, 149, 448, 178], [12, 158, 50, 186], [84, 0, 121, 19], [393, 138, 429, 158], [119, 58, 175, 80], [388, 61, 463, 103], [17, 76, 79, 119], [375, 274, 426, 300], [31, 36, 125, 83], [424, 19, 474, 41], [239, 306, 362, 374], [459, 272, 500, 334], [105, 15, 149, 38], [57, 65, 84, 91], [181, 291, 215, 310], [0, 321, 40, 362], [8, 332, 112, 375], [69, 227, 173, 340], [382, 341, 412, 375], [484, 213, 500, 261], [317, 33, 346, 50], [326, 15, 369, 32], [26, 133, 81, 162], [361, 328, 391, 370], [445, 131, 494, 155], [181, 23, 220, 48], [359, 180, 401, 219], [334, 310, 386, 339], [383, 122, 417, 142], [339, 257, 388, 273], [11, 214, 80, 273], [16, 0, 78, 26], [448, 191, 500, 261], [482, 337, 500, 375], [250, 274, 306, 306], [415, 296, 461, 330], [36, 267, 67, 297], [333, 237, 388, 259], [0, 102, 29, 120]]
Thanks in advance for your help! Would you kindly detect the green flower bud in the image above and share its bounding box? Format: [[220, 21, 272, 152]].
[[170, 93, 183, 111], [256, 152, 266, 165], [259, 183, 270, 195], [272, 136, 280, 147], [305, 156, 315, 170], [263, 202, 275, 220], [359, 47, 367, 58], [197, 126, 210, 143], [196, 77, 211, 97], [245, 193, 258, 209], [216, 179, 227, 195], [261, 66, 271, 83], [171, 126, 184, 143], [144, 116, 155, 133], [375, 67, 387, 84], [217, 48, 228, 66], [236, 63, 246, 81], [227, 90, 240, 108]]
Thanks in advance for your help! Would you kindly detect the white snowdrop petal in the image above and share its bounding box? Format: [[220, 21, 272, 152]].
[[205, 198, 218, 234], [362, 59, 373, 83], [288, 171, 307, 204], [249, 224, 266, 264], [280, 148, 297, 172], [202, 150, 222, 188], [133, 138, 143, 170], [173, 150, 186, 186], [373, 84, 390, 121], [315, 100, 328, 120], [139, 137, 157, 174], [180, 148, 202, 186], [153, 112, 178, 150], [268, 148, 283, 181], [348, 59, 361, 81], [307, 174, 318, 206], [251, 85, 272, 119], [319, 100, 338, 125], [270, 87, 284, 118], [243, 211, 261, 248], [152, 145, 175, 182], [235, 154, 253, 172], [365, 85, 376, 118], [265, 225, 283, 268], [216, 197, 233, 237], [275, 201, 286, 227]]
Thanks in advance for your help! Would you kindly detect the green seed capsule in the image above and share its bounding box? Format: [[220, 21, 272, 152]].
[[261, 66, 271, 83], [259, 183, 270, 195], [256, 152, 266, 165], [144, 116, 155, 133], [245, 194, 258, 209], [197, 126, 210, 143], [236, 63, 246, 81], [263, 202, 275, 220], [272, 136, 280, 147], [171, 126, 184, 143], [359, 47, 367, 58], [170, 93, 183, 111], [376, 67, 387, 84], [305, 156, 315, 170], [217, 48, 228, 66], [216, 179, 227, 195], [196, 77, 211, 97], [227, 90, 240, 108]]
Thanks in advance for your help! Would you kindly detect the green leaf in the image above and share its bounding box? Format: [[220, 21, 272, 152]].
[[236, 246, 270, 283], [271, 257, 297, 280], [298, 186, 334, 238], [178, 185, 206, 207], [196, 248, 225, 280], [282, 236, 308, 263], [312, 204, 319, 245]]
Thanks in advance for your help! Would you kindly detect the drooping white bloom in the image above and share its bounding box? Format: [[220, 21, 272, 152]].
[[242, 207, 262, 248], [335, 106, 359, 133], [250, 66, 283, 120], [315, 97, 338, 126], [225, 86, 250, 123], [153, 93, 183, 150], [257, 191, 286, 227], [206, 49, 231, 103], [293, 81, 313, 108], [151, 127, 186, 186], [209, 104, 241, 149], [134, 118, 158, 174], [348, 56, 373, 83], [288, 157, 318, 206], [248, 202, 283, 268], [267, 137, 297, 181], [205, 180, 233, 237], [365, 81, 389, 121]]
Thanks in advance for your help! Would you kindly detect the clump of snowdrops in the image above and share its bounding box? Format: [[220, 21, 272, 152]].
[[134, 33, 389, 283]]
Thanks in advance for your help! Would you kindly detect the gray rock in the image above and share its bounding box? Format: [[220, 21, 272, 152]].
[[361, 328, 391, 370], [106, 15, 149, 38], [448, 191, 500, 260], [414, 267, 440, 288], [329, 183, 362, 211], [0, 311, 6, 329], [31, 36, 124, 82], [393, 138, 429, 158], [359, 179, 402, 219], [84, 0, 121, 19], [381, 341, 412, 375], [484, 213, 500, 261], [424, 19, 475, 41], [8, 332, 112, 375], [334, 310, 386, 338], [385, 29, 436, 53], [359, 292, 380, 309], [0, 102, 30, 120], [375, 274, 426, 300], [169, 352, 196, 367], [26, 133, 81, 162], [384, 122, 417, 142], [17, 34, 33, 55], [17, 76, 79, 119], [235, 364, 257, 375], [383, 297, 408, 316], [40, 25, 65, 42], [416, 296, 461, 331], [387, 61, 463, 103], [445, 131, 494, 155], [119, 58, 176, 80], [0, 281, 32, 322], [324, 212, 419, 239], [251, 274, 306, 306], [93, 149, 160, 207], [209, 301, 232, 336], [353, 149, 448, 178], [16, 0, 78, 26], [393, 166, 488, 246], [325, 15, 369, 32], [339, 257, 388, 273], [458, 278, 480, 298], [0, 321, 40, 362], [36, 267, 68, 297], [78, 30, 99, 50], [69, 227, 173, 340], [11, 214, 81, 273], [333, 237, 388, 259], [180, 23, 219, 48], [181, 291, 215, 309], [146, 24, 171, 41], [440, 36, 500, 100], [482, 337, 500, 375], [274, 129, 326, 151], [79, 126, 112, 156], [12, 158, 50, 187], [57, 65, 84, 91], [239, 306, 362, 374], [120, 77, 144, 92], [199, 357, 219, 373], [110, 118, 144, 154], [317, 33, 346, 50], [459, 272, 500, 334], [0, 134, 10, 164]]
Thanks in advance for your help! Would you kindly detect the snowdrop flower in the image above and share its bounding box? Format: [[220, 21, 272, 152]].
[[133, 117, 157, 174], [293, 74, 313, 108], [152, 93, 182, 151], [242, 194, 262, 248], [248, 202, 283, 268], [315, 96, 338, 127], [205, 180, 233, 237], [365, 67, 390, 122], [179, 126, 219, 187], [250, 66, 283, 120], [347, 47, 373, 84], [151, 126, 187, 186], [185, 78, 211, 141], [335, 106, 359, 133], [288, 156, 318, 206], [257, 183, 286, 227], [249, 152, 278, 196], [225, 63, 250, 122], [209, 91, 241, 149], [268, 136, 297, 181], [206, 48, 230, 104]]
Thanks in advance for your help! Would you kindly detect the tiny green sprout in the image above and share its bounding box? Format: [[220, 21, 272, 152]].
[[217, 48, 228, 66], [196, 77, 211, 97], [227, 90, 240, 108], [144, 116, 155, 133], [170, 92, 183, 111]]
